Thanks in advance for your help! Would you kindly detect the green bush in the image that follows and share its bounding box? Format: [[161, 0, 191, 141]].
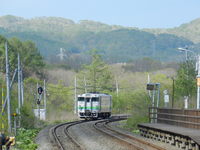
[[20, 105, 35, 129], [16, 128, 39, 150]]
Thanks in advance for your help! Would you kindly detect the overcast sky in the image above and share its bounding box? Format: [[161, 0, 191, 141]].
[[1, 0, 200, 28]]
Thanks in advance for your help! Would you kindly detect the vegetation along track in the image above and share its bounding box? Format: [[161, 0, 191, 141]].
[[50, 120, 87, 150], [93, 117, 165, 150]]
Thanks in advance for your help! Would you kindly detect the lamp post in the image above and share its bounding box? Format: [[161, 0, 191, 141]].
[[177, 47, 200, 109], [177, 47, 196, 60], [171, 77, 175, 108]]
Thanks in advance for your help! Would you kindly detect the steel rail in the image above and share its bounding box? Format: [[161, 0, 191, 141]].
[[93, 118, 165, 150], [64, 121, 86, 150], [51, 120, 84, 150], [50, 115, 129, 150]]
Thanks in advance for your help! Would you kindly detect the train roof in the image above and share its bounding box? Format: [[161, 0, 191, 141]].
[[77, 93, 111, 97]]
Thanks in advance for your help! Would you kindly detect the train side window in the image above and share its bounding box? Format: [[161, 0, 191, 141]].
[[92, 97, 99, 102], [78, 97, 84, 101]]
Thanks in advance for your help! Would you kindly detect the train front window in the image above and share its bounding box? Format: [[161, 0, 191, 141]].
[[92, 97, 99, 102], [86, 98, 90, 102], [78, 97, 84, 101]]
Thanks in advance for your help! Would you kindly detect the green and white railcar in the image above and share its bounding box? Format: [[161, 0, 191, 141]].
[[77, 93, 112, 119]]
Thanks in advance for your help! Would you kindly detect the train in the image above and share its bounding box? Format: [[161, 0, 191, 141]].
[[77, 93, 112, 119]]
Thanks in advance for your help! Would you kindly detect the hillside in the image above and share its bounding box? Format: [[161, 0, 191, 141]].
[[0, 15, 195, 63], [144, 18, 200, 44]]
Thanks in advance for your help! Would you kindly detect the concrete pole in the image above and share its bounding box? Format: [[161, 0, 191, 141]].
[[2, 87, 4, 110], [74, 76, 77, 114], [151, 90, 155, 123], [18, 54, 21, 113], [116, 79, 119, 97], [197, 85, 200, 109], [197, 55, 200, 109], [17, 54, 21, 128], [21, 67, 24, 105], [156, 84, 160, 108], [44, 80, 46, 120], [5, 42, 11, 133], [172, 78, 175, 108], [84, 76, 87, 93], [36, 83, 40, 120]]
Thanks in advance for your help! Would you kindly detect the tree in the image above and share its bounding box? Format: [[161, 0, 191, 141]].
[[8, 38, 45, 78], [0, 36, 45, 78], [78, 50, 114, 93], [175, 59, 196, 104]]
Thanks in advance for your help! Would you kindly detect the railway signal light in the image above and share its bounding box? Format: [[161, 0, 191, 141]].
[[38, 87, 43, 95], [37, 99, 40, 105]]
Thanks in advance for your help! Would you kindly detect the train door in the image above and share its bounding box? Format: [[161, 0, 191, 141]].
[[85, 97, 91, 116], [91, 97, 99, 112]]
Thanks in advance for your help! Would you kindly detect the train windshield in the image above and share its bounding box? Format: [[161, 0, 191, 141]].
[[91, 97, 99, 102], [86, 98, 90, 102], [78, 97, 84, 101]]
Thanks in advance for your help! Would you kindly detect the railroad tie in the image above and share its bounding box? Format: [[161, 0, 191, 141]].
[[188, 139, 192, 150], [166, 134, 170, 143], [191, 140, 196, 150], [180, 137, 186, 149], [195, 144, 199, 150], [175, 136, 181, 148]]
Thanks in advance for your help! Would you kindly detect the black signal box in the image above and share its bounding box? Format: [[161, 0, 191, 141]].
[[38, 87, 43, 95], [146, 83, 160, 90]]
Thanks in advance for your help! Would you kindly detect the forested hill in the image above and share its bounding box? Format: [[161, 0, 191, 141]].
[[0, 15, 196, 63], [143, 18, 200, 44]]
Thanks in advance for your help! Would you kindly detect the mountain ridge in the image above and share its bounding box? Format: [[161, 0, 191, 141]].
[[0, 15, 197, 63]]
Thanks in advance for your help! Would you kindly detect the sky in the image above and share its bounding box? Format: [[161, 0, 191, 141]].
[[1, 0, 200, 28]]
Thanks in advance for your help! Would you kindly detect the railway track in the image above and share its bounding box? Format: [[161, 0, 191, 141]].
[[50, 120, 86, 150], [50, 115, 165, 150], [93, 118, 165, 150]]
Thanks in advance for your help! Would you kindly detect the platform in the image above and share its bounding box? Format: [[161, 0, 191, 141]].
[[138, 123, 200, 145]]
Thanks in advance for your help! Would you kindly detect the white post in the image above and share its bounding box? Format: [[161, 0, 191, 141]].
[[197, 55, 200, 109], [74, 76, 77, 114], [184, 96, 188, 109], [5, 42, 11, 133], [116, 79, 119, 97], [197, 85, 200, 109], [163, 90, 169, 108]]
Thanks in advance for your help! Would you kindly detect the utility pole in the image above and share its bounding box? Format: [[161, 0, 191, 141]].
[[18, 54, 21, 113], [21, 67, 24, 106], [115, 79, 119, 97], [197, 55, 200, 109], [84, 76, 87, 93], [74, 76, 77, 114], [44, 80, 46, 120], [37, 83, 40, 120], [18, 54, 21, 127], [5, 42, 11, 133], [172, 77, 175, 108]]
